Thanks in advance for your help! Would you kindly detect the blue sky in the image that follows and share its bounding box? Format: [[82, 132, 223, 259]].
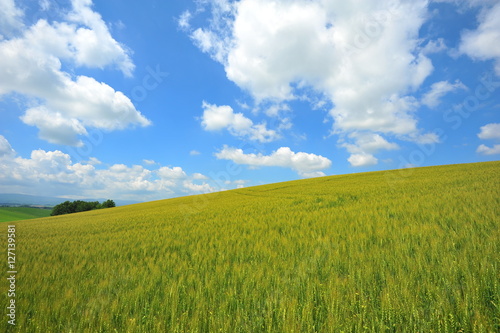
[[0, 0, 499, 202]]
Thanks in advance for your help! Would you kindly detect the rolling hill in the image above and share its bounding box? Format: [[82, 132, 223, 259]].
[[0, 207, 52, 222], [2, 161, 499, 332]]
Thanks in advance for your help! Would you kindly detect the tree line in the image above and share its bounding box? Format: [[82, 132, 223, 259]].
[[51, 200, 115, 216]]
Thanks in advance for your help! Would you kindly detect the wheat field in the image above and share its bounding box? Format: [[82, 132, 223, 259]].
[[2, 162, 499, 332]]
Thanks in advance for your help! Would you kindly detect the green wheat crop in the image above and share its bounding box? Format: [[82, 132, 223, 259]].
[[1, 161, 499, 332]]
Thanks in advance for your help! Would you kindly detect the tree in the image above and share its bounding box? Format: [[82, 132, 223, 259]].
[[101, 199, 116, 208], [51, 199, 115, 216], [50, 201, 73, 216]]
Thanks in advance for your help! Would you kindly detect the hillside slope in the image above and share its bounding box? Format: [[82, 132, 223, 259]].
[[3, 162, 499, 332], [0, 207, 51, 222]]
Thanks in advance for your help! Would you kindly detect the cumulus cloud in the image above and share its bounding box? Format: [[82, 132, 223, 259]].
[[476, 123, 500, 155], [0, 0, 24, 38], [0, 137, 217, 201], [341, 132, 399, 167], [300, 171, 328, 178], [459, 3, 500, 75], [188, 0, 436, 164], [476, 144, 500, 155], [0, 135, 15, 158], [158, 166, 187, 179], [422, 80, 467, 108], [201, 102, 279, 142], [477, 123, 500, 140], [347, 153, 378, 167], [342, 132, 399, 154], [67, 0, 135, 75], [20, 106, 88, 146], [0, 0, 150, 146], [215, 146, 331, 177], [182, 180, 215, 193]]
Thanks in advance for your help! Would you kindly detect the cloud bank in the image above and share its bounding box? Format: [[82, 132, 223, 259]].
[[0, 135, 215, 201], [185, 0, 441, 166], [0, 0, 150, 146], [215, 145, 331, 177], [185, 0, 499, 166]]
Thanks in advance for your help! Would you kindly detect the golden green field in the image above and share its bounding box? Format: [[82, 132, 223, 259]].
[[2, 162, 499, 332]]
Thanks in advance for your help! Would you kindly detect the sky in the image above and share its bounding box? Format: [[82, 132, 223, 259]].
[[0, 0, 499, 202]]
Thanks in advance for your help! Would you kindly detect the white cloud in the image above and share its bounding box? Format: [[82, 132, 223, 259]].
[[422, 80, 467, 108], [342, 132, 399, 154], [158, 166, 187, 179], [0, 135, 15, 158], [189, 0, 435, 164], [201, 102, 249, 131], [215, 146, 331, 177], [410, 132, 441, 144], [192, 173, 208, 180], [476, 123, 500, 155], [192, 28, 228, 64], [341, 132, 398, 167], [86, 157, 101, 165], [248, 123, 280, 143], [0, 0, 150, 146], [201, 102, 279, 142], [476, 144, 500, 155], [20, 106, 88, 146], [347, 153, 378, 167], [300, 171, 327, 178], [421, 38, 447, 55], [182, 180, 214, 193], [189, 150, 201, 156], [39, 0, 51, 11], [178, 10, 192, 30], [0, 141, 225, 201], [232, 179, 248, 187], [459, 3, 500, 75], [478, 123, 500, 140], [2, 149, 80, 189], [190, 0, 235, 64], [68, 0, 135, 75], [223, 0, 334, 101], [264, 103, 290, 117], [143, 159, 156, 165], [0, 0, 24, 39]]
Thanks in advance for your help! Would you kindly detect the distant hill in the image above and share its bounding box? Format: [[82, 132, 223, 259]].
[[0, 193, 138, 207]]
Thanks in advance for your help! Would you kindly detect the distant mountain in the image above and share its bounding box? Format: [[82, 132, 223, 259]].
[[0, 193, 139, 207]]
